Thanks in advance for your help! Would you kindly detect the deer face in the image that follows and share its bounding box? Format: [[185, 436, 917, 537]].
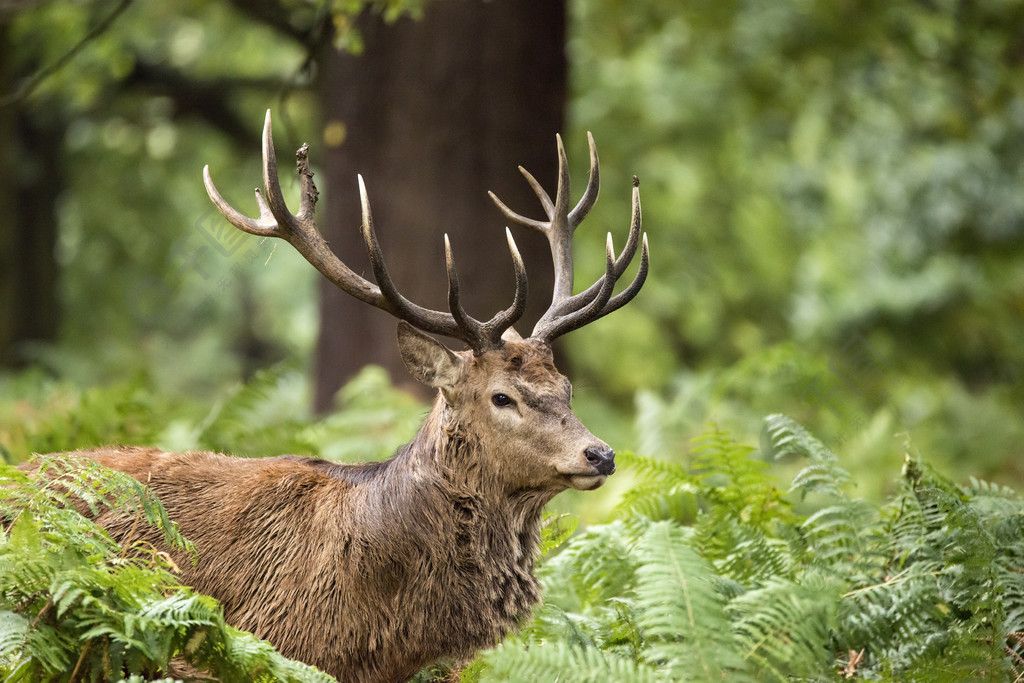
[[398, 323, 615, 493]]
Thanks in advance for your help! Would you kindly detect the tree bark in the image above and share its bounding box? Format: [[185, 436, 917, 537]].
[[312, 0, 566, 410], [0, 20, 61, 368]]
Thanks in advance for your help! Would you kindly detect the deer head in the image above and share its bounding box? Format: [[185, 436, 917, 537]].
[[203, 111, 648, 495]]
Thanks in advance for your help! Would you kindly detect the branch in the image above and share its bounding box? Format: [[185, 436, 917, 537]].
[[224, 0, 322, 48], [122, 59, 307, 146], [0, 0, 135, 108]]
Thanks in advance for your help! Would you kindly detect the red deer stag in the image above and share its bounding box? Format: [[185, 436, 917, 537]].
[[50, 111, 648, 681]]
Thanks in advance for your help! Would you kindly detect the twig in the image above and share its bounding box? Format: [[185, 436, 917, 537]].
[[68, 639, 92, 683], [0, 0, 135, 108], [27, 597, 54, 630], [842, 648, 864, 679], [1007, 631, 1024, 683], [842, 568, 911, 598]]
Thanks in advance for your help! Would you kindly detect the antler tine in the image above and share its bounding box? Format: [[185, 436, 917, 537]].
[[537, 232, 650, 341], [488, 185, 548, 232], [443, 229, 529, 354], [489, 130, 648, 343], [205, 111, 603, 354], [203, 166, 277, 237], [488, 134, 577, 305], [548, 134, 574, 300], [260, 109, 289, 226], [486, 228, 529, 338], [492, 132, 600, 235], [359, 175, 528, 350], [204, 110, 386, 309], [444, 233, 482, 346], [567, 131, 600, 229], [519, 166, 555, 218], [357, 176, 461, 338], [537, 173, 643, 324], [602, 232, 649, 313], [538, 233, 618, 341], [203, 112, 288, 238], [252, 182, 272, 220]]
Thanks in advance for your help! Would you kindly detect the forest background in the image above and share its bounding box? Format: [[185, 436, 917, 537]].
[[3, 0, 1022, 500], [1, 0, 1024, 678]]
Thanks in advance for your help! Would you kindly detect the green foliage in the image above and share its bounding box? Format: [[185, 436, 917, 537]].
[[6, 0, 318, 393], [3, 356, 1022, 681], [309, 366, 428, 463], [1, 364, 424, 466], [571, 0, 1024, 379], [0, 456, 333, 681], [470, 419, 1024, 682], [0, 455, 192, 558], [566, 0, 1024, 490], [0, 369, 197, 463], [539, 513, 580, 558], [763, 412, 853, 500], [329, 0, 429, 53], [185, 360, 321, 457], [7, 1, 1024, 680], [8, 0, 1024, 496]]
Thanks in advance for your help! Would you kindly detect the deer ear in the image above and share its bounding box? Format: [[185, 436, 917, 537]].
[[397, 322, 464, 391]]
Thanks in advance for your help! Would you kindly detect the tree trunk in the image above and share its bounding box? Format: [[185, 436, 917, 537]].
[[0, 20, 60, 368], [313, 0, 566, 410]]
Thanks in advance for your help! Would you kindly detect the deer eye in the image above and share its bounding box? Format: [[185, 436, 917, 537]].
[[491, 393, 514, 408]]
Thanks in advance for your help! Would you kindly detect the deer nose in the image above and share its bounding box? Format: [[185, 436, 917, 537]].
[[584, 445, 616, 476]]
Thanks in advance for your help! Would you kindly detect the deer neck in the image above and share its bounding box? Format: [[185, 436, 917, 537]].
[[419, 395, 552, 509], [369, 396, 549, 568]]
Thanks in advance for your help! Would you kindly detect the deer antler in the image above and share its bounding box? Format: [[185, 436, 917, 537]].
[[203, 110, 527, 354], [488, 133, 649, 343]]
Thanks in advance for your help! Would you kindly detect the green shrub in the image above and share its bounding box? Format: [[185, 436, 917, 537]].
[[472, 416, 1024, 682], [0, 455, 333, 682], [3, 367, 1021, 681]]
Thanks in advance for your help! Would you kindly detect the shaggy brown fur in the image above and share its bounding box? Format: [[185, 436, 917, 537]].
[[37, 328, 615, 682]]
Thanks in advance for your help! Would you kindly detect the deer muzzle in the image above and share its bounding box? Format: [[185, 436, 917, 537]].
[[584, 445, 616, 476]]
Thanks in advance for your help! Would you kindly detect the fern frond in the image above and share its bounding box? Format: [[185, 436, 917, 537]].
[[762, 413, 838, 463], [839, 564, 947, 672], [715, 518, 796, 583], [196, 361, 317, 457], [613, 452, 699, 523], [29, 455, 194, 556], [617, 450, 688, 482], [539, 513, 579, 558], [802, 499, 884, 576], [311, 366, 426, 463], [0, 459, 335, 681], [480, 638, 659, 683], [964, 476, 1018, 499], [690, 426, 790, 530], [202, 626, 335, 683], [634, 521, 748, 681], [543, 521, 639, 611], [0, 612, 29, 662], [526, 603, 602, 649], [789, 462, 851, 500], [729, 578, 840, 680], [690, 427, 761, 487], [762, 413, 852, 499]]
